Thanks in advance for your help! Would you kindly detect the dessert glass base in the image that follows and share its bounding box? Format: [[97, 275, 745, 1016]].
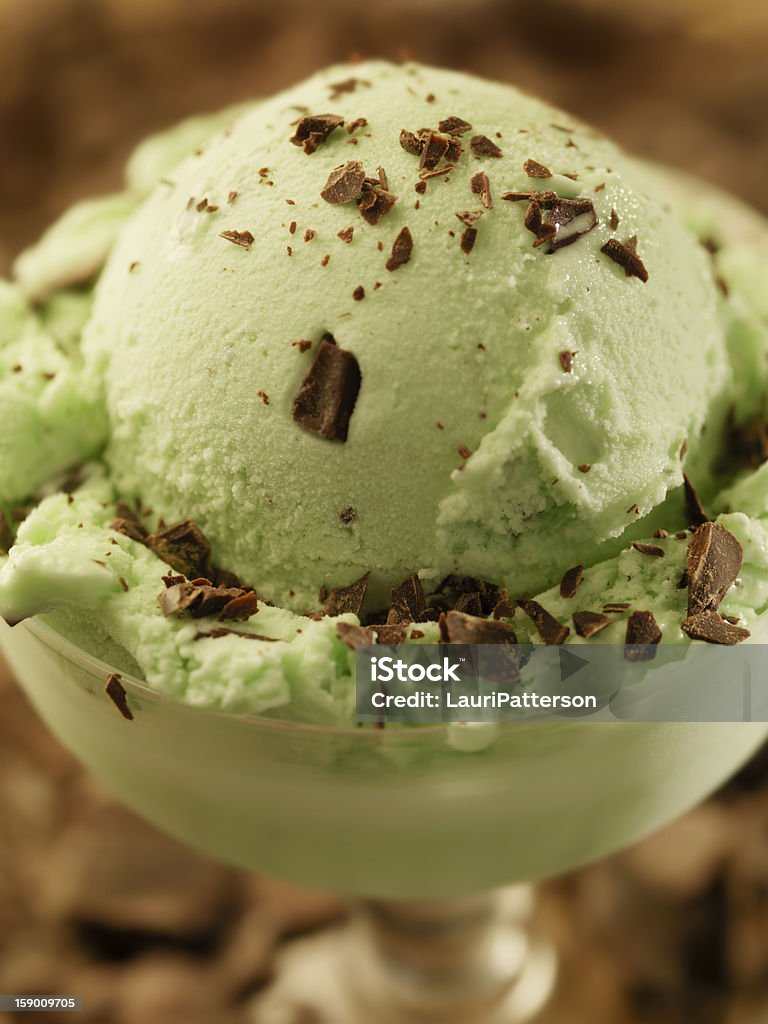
[[1, 615, 766, 1021]]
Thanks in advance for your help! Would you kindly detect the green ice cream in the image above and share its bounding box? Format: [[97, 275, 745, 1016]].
[[1, 61, 768, 720]]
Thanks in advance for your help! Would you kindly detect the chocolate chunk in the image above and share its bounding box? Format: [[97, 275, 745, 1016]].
[[325, 572, 370, 617], [686, 521, 743, 616], [110, 503, 148, 544], [600, 236, 649, 282], [292, 335, 362, 442], [357, 181, 397, 225], [453, 592, 483, 616], [218, 591, 260, 621], [573, 610, 611, 638], [471, 170, 493, 209], [681, 610, 750, 645], [470, 136, 503, 158], [105, 674, 133, 721], [388, 574, 428, 624], [559, 350, 575, 373], [352, 285, 365, 301], [339, 506, 357, 524], [524, 158, 552, 178], [290, 114, 345, 154], [375, 624, 409, 644], [455, 210, 483, 226], [577, 464, 591, 474], [158, 578, 256, 621], [320, 161, 365, 205], [502, 191, 536, 202], [460, 227, 478, 254], [347, 117, 368, 135], [399, 129, 425, 156], [420, 132, 451, 171], [439, 116, 472, 136], [386, 227, 413, 271], [603, 602, 630, 613], [517, 599, 569, 644], [683, 474, 708, 527], [559, 563, 584, 599], [547, 197, 598, 249], [219, 230, 254, 249], [725, 410, 768, 469], [441, 608, 518, 644], [624, 610, 662, 660], [337, 226, 354, 243], [524, 201, 556, 247], [145, 520, 212, 577], [632, 542, 665, 558], [336, 622, 376, 650], [329, 77, 366, 99], [609, 209, 620, 230]]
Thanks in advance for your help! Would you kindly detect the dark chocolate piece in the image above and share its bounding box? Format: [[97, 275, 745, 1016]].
[[681, 610, 750, 645], [471, 170, 493, 209], [470, 136, 502, 158], [386, 227, 414, 271], [219, 230, 254, 249], [158, 578, 257, 621], [337, 226, 355, 243], [573, 610, 611, 638], [399, 129, 425, 156], [441, 609, 518, 644], [517, 599, 569, 644], [460, 227, 478, 253], [290, 114, 344, 154], [600, 236, 649, 282], [292, 335, 362, 442], [439, 116, 472, 136], [346, 117, 368, 134], [683, 474, 708, 527], [388, 574, 428, 623], [110, 503, 148, 544], [320, 161, 365, 204], [145, 520, 212, 578], [686, 521, 743, 616], [325, 572, 370, 617], [559, 350, 575, 373], [603, 602, 630, 613], [624, 610, 662, 660], [524, 158, 552, 178], [559, 563, 584, 599], [357, 181, 397, 225], [455, 210, 483, 226], [632, 542, 665, 558], [105, 674, 133, 721]]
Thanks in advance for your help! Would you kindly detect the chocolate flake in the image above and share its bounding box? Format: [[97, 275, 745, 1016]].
[[399, 129, 425, 157], [547, 197, 598, 249], [470, 136, 503, 158], [683, 474, 708, 527], [352, 285, 365, 301], [388, 574, 428, 624], [577, 464, 591, 474], [339, 506, 357, 524], [357, 180, 397, 225], [320, 161, 365, 205], [603, 602, 630, 613], [600, 236, 649, 282], [145, 520, 211, 578], [524, 158, 552, 179], [517, 599, 569, 644], [227, 191, 238, 204], [414, 180, 427, 195], [292, 334, 362, 442], [337, 226, 354, 243], [470, 170, 493, 209], [346, 117, 368, 134], [439, 116, 473, 136], [460, 227, 478, 254], [219, 230, 254, 249], [455, 210, 483, 227], [420, 132, 452, 171], [632, 542, 665, 558], [105, 674, 133, 721], [573, 610, 611, 639], [559, 563, 584, 599], [196, 627, 277, 642], [686, 521, 743, 617], [492, 590, 516, 620], [609, 208, 620, 230], [158, 577, 258, 622], [325, 571, 370, 617], [110, 502, 148, 544], [336, 622, 407, 650], [441, 610, 517, 644], [624, 610, 662, 659], [681, 609, 750, 645], [290, 113, 344, 154], [559, 350, 576, 373], [386, 227, 413, 271], [329, 77, 366, 99]]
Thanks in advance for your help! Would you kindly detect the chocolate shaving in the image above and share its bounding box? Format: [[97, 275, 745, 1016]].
[[352, 285, 365, 301], [439, 116, 472, 136], [460, 227, 478, 254], [683, 474, 708, 526], [524, 158, 552, 178], [420, 132, 453, 171], [601, 236, 649, 282], [681, 610, 750, 645], [609, 209, 620, 230], [290, 113, 344, 154], [292, 334, 362, 442], [110, 503, 148, 544], [517, 599, 569, 644], [145, 520, 212, 578], [686, 521, 743, 617], [399, 129, 425, 156], [218, 592, 260, 621], [329, 77, 367, 99], [603, 602, 630, 613], [524, 201, 556, 247], [105, 674, 133, 721], [357, 181, 397, 225], [559, 351, 575, 373], [632, 542, 665, 558], [453, 592, 484, 616], [320, 161, 365, 205], [492, 590, 516, 620], [471, 170, 493, 209], [455, 210, 483, 226], [325, 572, 370, 617], [346, 117, 368, 134], [158, 577, 257, 621], [559, 563, 584, 599], [441, 609, 518, 645], [388, 574, 428, 624], [336, 622, 407, 650], [573, 610, 611, 639], [624, 610, 662, 660], [547, 197, 598, 249], [337, 226, 354, 243], [470, 136, 502, 158], [219, 230, 254, 249], [386, 227, 413, 271]]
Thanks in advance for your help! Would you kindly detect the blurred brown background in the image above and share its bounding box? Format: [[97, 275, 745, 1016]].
[[1, 1, 768, 1022]]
